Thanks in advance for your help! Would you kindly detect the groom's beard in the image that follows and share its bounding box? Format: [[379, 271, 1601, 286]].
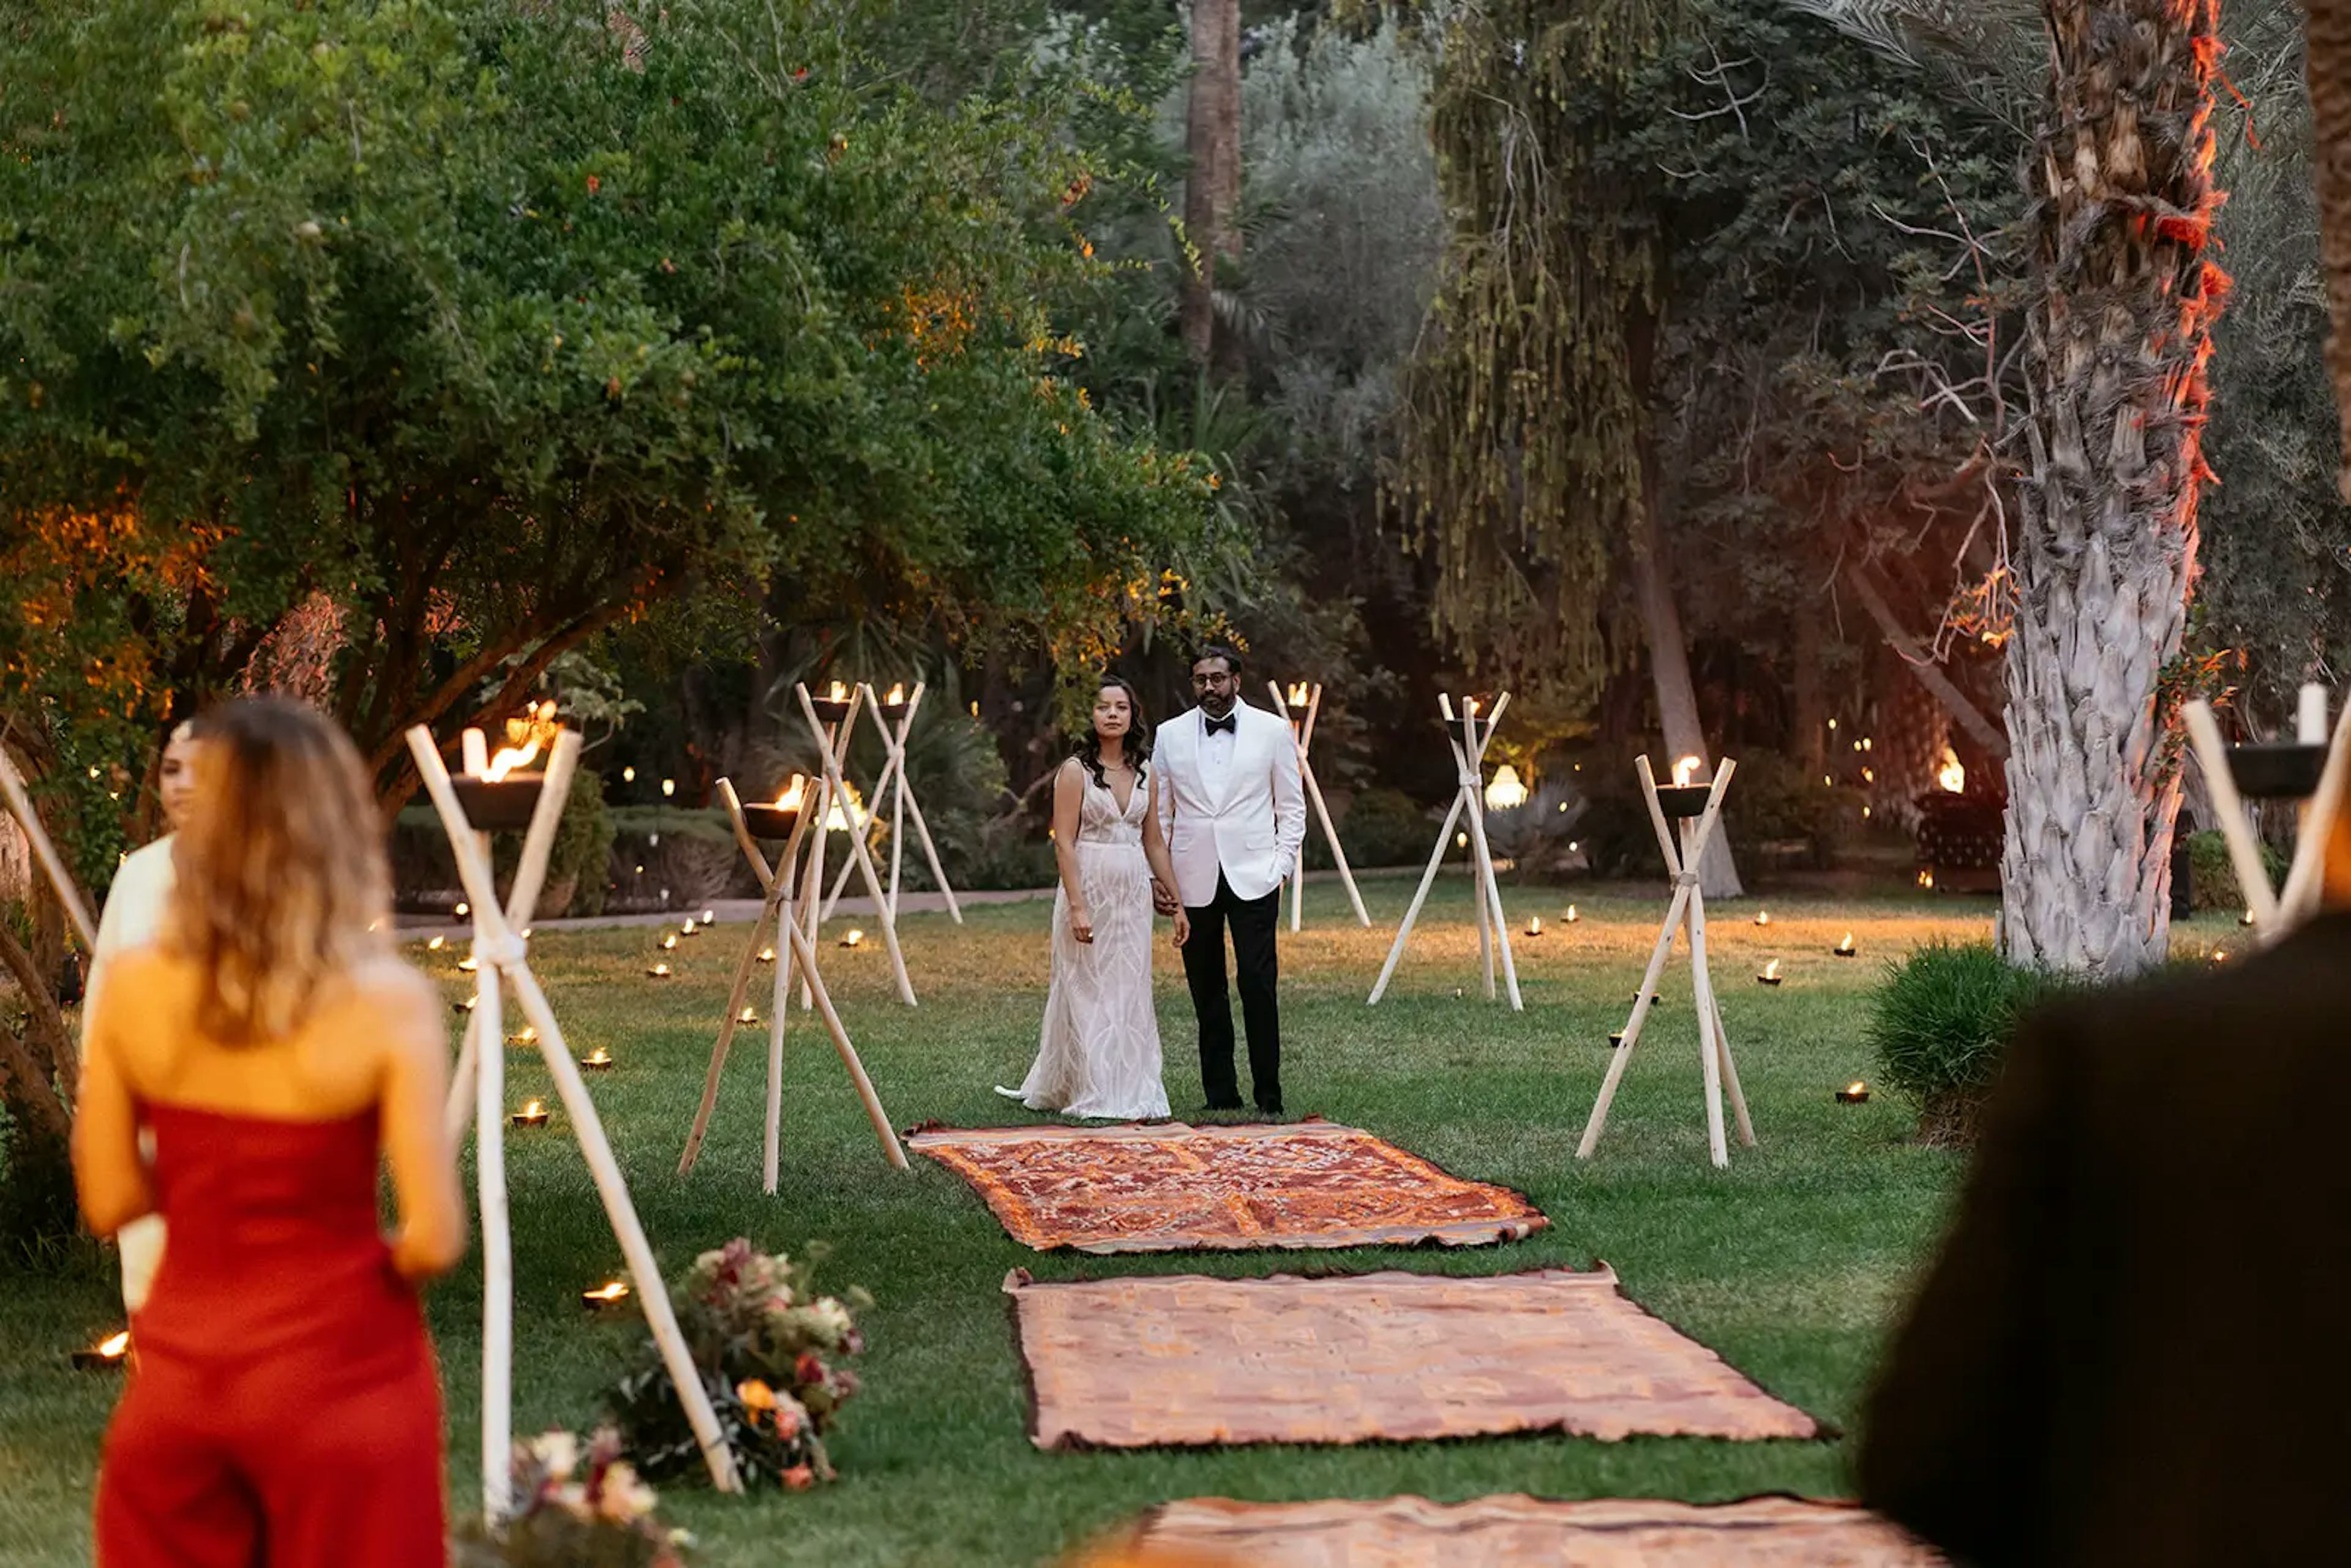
[[1199, 692, 1236, 718]]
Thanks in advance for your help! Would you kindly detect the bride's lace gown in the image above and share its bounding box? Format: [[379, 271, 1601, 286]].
[[998, 768, 1169, 1120]]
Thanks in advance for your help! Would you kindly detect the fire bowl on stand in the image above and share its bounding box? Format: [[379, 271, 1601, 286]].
[[2227, 742, 2327, 800], [740, 805, 801, 842], [451, 773, 547, 831], [1655, 784, 1712, 819]]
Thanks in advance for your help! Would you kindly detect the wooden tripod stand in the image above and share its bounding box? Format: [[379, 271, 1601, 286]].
[[2183, 683, 2351, 941], [1368, 694, 1521, 1009], [1576, 756, 1755, 1169], [677, 776, 907, 1187], [818, 681, 964, 926], [405, 726, 740, 1512], [1266, 681, 1370, 931], [791, 683, 917, 1007]]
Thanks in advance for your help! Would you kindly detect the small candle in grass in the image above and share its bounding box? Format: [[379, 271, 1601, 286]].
[[738, 1007, 758, 1026], [427, 935, 446, 951], [841, 929, 865, 949], [1835, 1081, 1870, 1105], [1564, 904, 1579, 923], [701, 908, 717, 925], [1757, 959, 1783, 987], [581, 1048, 615, 1071], [510, 1026, 538, 1047], [457, 956, 479, 973], [510, 1099, 550, 1128], [2240, 910, 2257, 927], [757, 946, 776, 964], [661, 933, 679, 951], [1834, 932, 1857, 957], [1525, 915, 1543, 938], [582, 1280, 632, 1311], [453, 996, 478, 1015], [681, 918, 702, 938], [73, 1330, 132, 1370], [1753, 909, 1769, 927], [647, 962, 672, 978]]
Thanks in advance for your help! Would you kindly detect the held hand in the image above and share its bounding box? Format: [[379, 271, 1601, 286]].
[[1150, 879, 1180, 917], [1070, 908, 1096, 945], [1171, 909, 1191, 948]]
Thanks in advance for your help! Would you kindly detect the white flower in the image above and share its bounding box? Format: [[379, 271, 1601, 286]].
[[529, 1430, 580, 1482], [809, 1297, 853, 1343]]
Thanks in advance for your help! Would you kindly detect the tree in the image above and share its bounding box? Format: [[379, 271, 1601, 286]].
[[1181, 0, 1244, 379], [1388, 0, 1745, 894], [2315, 0, 2351, 489], [1995, 0, 2229, 976]]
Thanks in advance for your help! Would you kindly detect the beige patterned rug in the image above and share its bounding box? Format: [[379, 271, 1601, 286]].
[[1086, 1495, 1940, 1566], [1006, 1266, 1823, 1449], [907, 1119, 1546, 1253]]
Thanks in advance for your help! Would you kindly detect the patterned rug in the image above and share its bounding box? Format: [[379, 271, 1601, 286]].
[[906, 1119, 1547, 1253], [1100, 1495, 1941, 1566], [1006, 1266, 1824, 1449]]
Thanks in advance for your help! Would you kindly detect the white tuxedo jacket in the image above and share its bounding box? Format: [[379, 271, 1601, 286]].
[[1153, 702, 1307, 906]]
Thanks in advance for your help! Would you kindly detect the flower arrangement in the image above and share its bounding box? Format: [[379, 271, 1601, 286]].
[[452, 1427, 689, 1568], [606, 1237, 869, 1490]]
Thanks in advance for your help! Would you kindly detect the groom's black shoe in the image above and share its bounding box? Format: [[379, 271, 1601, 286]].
[[1256, 1099, 1284, 1117], [1202, 1098, 1245, 1114]]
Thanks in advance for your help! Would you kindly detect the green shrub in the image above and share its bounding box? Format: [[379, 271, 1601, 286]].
[[1310, 787, 1433, 871], [1723, 751, 1856, 869], [2184, 828, 2286, 912], [1867, 942, 2070, 1144]]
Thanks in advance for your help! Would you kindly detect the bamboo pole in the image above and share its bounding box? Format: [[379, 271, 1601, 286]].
[[1456, 702, 1521, 1011], [1366, 692, 1512, 1003], [2276, 695, 2351, 929], [795, 683, 916, 1007], [1269, 680, 1369, 928], [2182, 700, 2281, 930], [678, 780, 803, 1176], [0, 742, 97, 950], [1682, 830, 1728, 1168], [1366, 790, 1467, 1004], [406, 727, 740, 1496]]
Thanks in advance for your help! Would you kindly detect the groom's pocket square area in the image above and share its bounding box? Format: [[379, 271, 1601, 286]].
[[904, 1119, 1547, 1255], [1003, 1266, 1826, 1450]]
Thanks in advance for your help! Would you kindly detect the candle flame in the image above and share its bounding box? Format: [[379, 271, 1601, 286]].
[[1673, 755, 1702, 787], [517, 1099, 546, 1119], [95, 1331, 130, 1359], [584, 1049, 612, 1067], [584, 1281, 630, 1304], [514, 1026, 536, 1045], [885, 683, 906, 705], [648, 963, 671, 977], [1464, 696, 1480, 717], [457, 956, 479, 973], [757, 947, 776, 963], [1526, 916, 1542, 936], [1936, 746, 1965, 794], [1763, 959, 1780, 980], [1755, 910, 1770, 926], [1288, 681, 1310, 707], [1845, 1080, 1867, 1096], [738, 1007, 757, 1024], [844, 929, 865, 947], [427, 935, 446, 951], [773, 774, 808, 811], [828, 680, 849, 703], [1837, 932, 1855, 951], [661, 934, 678, 950], [1564, 904, 1579, 922]]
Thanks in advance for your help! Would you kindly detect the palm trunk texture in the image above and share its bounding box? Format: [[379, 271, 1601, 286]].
[[1999, 0, 2227, 975], [2313, 0, 2351, 498], [1182, 0, 1241, 377]]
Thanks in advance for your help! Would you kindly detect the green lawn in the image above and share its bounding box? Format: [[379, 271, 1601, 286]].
[[0, 880, 2242, 1566]]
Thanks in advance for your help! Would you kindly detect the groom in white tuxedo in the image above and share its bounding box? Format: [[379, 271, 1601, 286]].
[[1152, 648, 1306, 1114]]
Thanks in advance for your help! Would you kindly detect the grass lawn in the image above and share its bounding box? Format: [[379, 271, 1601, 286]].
[[0, 877, 2249, 1566]]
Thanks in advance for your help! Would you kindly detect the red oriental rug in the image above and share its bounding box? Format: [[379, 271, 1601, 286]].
[[1097, 1495, 1942, 1566], [1005, 1266, 1824, 1449], [905, 1120, 1546, 1255]]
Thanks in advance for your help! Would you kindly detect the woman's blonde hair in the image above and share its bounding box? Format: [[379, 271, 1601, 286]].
[[167, 696, 392, 1043]]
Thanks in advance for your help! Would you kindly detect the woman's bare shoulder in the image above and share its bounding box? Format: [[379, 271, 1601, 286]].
[[335, 958, 443, 1052]]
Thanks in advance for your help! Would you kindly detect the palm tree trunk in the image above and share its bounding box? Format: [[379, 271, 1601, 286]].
[[1998, 0, 2227, 976], [1182, 0, 1242, 379], [2313, 0, 2351, 498]]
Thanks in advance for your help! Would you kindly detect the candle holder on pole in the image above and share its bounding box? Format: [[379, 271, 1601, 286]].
[[818, 681, 964, 927], [1267, 681, 1370, 932], [406, 722, 741, 1510], [1576, 755, 1755, 1169], [792, 682, 916, 1007], [677, 776, 908, 1187], [1367, 693, 1521, 1010], [2184, 681, 2351, 942]]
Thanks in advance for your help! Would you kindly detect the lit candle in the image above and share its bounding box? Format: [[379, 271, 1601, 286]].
[[737, 1007, 757, 1025], [454, 901, 470, 918], [511, 1026, 537, 1046], [1564, 904, 1579, 923], [2240, 909, 2257, 927], [73, 1330, 132, 1370], [1455, 831, 1468, 849], [841, 929, 865, 948], [885, 683, 907, 706], [828, 680, 850, 703], [1525, 915, 1543, 937], [1754, 910, 1770, 927], [647, 962, 672, 978], [1672, 755, 1703, 787], [581, 1280, 632, 1310], [511, 1100, 550, 1127], [621, 765, 636, 783], [700, 908, 716, 925], [661, 934, 678, 951], [1918, 869, 1937, 890], [1834, 932, 1857, 956], [1288, 681, 1310, 707], [681, 919, 700, 937], [1757, 959, 1782, 987], [457, 956, 479, 973], [661, 778, 676, 798], [454, 996, 478, 1015], [581, 1048, 614, 1071], [427, 934, 446, 951], [1835, 1081, 1870, 1105], [757, 946, 777, 964]]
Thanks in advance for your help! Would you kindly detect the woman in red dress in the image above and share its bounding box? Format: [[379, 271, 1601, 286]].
[[73, 697, 465, 1566]]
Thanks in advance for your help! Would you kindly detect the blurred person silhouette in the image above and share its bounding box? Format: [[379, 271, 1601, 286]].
[[73, 696, 464, 1566], [1859, 809, 2351, 1564], [85, 717, 205, 1316]]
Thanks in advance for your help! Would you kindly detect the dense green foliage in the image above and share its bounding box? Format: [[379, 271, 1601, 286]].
[[1866, 942, 2063, 1138]]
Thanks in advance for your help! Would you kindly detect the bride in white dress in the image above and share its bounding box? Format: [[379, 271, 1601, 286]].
[[998, 678, 1188, 1120]]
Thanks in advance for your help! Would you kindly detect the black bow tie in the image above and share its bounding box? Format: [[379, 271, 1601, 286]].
[[1204, 713, 1237, 737]]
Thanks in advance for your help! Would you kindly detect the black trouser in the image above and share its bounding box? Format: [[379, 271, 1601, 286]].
[[1182, 872, 1282, 1111]]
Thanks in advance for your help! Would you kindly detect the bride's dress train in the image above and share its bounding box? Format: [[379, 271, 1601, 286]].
[[997, 771, 1169, 1120]]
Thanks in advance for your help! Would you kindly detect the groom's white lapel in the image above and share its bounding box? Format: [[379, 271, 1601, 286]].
[[1201, 703, 1243, 817]]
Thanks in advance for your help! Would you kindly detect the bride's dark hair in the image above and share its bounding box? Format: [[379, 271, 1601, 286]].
[[1075, 676, 1152, 792]]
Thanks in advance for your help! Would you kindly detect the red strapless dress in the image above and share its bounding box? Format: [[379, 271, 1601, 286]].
[[95, 1104, 446, 1567]]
